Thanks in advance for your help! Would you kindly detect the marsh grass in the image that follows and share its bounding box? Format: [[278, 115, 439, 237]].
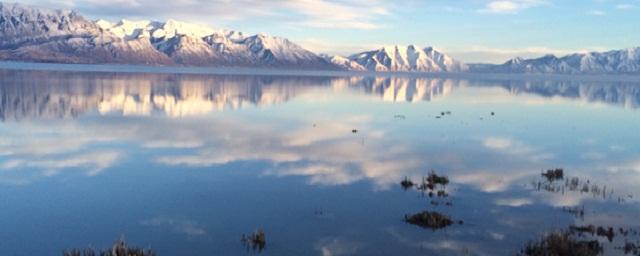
[[519, 231, 602, 256], [63, 236, 155, 256]]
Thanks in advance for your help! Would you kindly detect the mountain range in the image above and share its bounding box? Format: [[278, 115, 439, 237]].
[[1, 2, 639, 74]]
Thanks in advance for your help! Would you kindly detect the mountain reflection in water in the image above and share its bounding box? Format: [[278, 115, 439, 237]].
[[2, 70, 640, 121]]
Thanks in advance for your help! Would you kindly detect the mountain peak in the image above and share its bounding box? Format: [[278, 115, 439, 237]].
[[540, 54, 557, 59], [346, 45, 467, 72], [508, 57, 524, 64]]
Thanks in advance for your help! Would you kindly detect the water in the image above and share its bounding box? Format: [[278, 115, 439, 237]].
[[1, 68, 639, 255]]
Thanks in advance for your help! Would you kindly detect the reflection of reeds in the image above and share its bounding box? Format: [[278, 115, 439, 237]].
[[534, 171, 617, 202], [519, 231, 602, 256], [542, 168, 564, 182], [570, 225, 614, 243], [400, 176, 414, 190], [621, 242, 640, 255], [520, 225, 640, 255], [63, 236, 155, 256], [561, 206, 585, 220], [415, 171, 449, 198], [427, 171, 449, 186], [241, 229, 266, 252]]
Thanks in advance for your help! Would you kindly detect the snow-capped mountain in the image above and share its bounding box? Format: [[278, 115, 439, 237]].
[[95, 19, 331, 67], [333, 45, 468, 72], [4, 2, 640, 74], [0, 3, 468, 72], [476, 48, 640, 74], [0, 2, 332, 69], [0, 2, 174, 64]]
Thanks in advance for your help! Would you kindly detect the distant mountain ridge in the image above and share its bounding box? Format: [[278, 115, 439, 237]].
[[471, 48, 640, 74], [332, 45, 468, 72], [1, 2, 639, 74]]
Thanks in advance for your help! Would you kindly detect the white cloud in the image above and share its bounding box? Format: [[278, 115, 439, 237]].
[[295, 38, 382, 56], [283, 0, 390, 29], [1, 151, 122, 176], [495, 198, 533, 207], [316, 237, 360, 256], [141, 216, 207, 236], [483, 137, 513, 150], [482, 136, 553, 164], [616, 4, 636, 10], [586, 10, 606, 16], [21, 0, 391, 30], [0, 124, 125, 179], [480, 0, 546, 14], [454, 171, 530, 192], [489, 232, 505, 240], [448, 45, 609, 64], [155, 114, 424, 189]]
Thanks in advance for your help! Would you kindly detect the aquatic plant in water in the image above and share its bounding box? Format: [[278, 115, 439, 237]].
[[404, 211, 454, 230], [242, 229, 267, 252], [63, 236, 155, 256]]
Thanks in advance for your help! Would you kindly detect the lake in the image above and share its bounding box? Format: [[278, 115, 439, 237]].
[[0, 67, 639, 255]]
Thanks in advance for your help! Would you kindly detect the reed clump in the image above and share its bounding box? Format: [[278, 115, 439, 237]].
[[404, 211, 454, 230], [63, 237, 155, 256], [519, 231, 602, 256]]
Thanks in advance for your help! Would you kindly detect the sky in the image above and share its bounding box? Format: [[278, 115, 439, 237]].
[[20, 0, 640, 63]]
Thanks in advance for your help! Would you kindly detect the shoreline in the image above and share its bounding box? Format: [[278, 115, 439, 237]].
[[2, 61, 640, 82]]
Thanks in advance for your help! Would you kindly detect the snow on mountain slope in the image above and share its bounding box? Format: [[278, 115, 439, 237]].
[[0, 2, 172, 64], [0, 2, 97, 48], [322, 55, 366, 71], [0, 2, 333, 68], [347, 45, 468, 72], [478, 48, 640, 74], [96, 19, 216, 40]]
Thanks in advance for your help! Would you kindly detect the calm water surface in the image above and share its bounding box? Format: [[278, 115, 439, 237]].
[[1, 69, 640, 255]]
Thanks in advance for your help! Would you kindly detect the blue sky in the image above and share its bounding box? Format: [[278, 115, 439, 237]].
[[21, 0, 640, 63]]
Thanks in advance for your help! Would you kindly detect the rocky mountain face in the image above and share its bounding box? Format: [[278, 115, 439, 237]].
[[328, 45, 468, 72], [0, 3, 332, 69], [0, 2, 173, 64]]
